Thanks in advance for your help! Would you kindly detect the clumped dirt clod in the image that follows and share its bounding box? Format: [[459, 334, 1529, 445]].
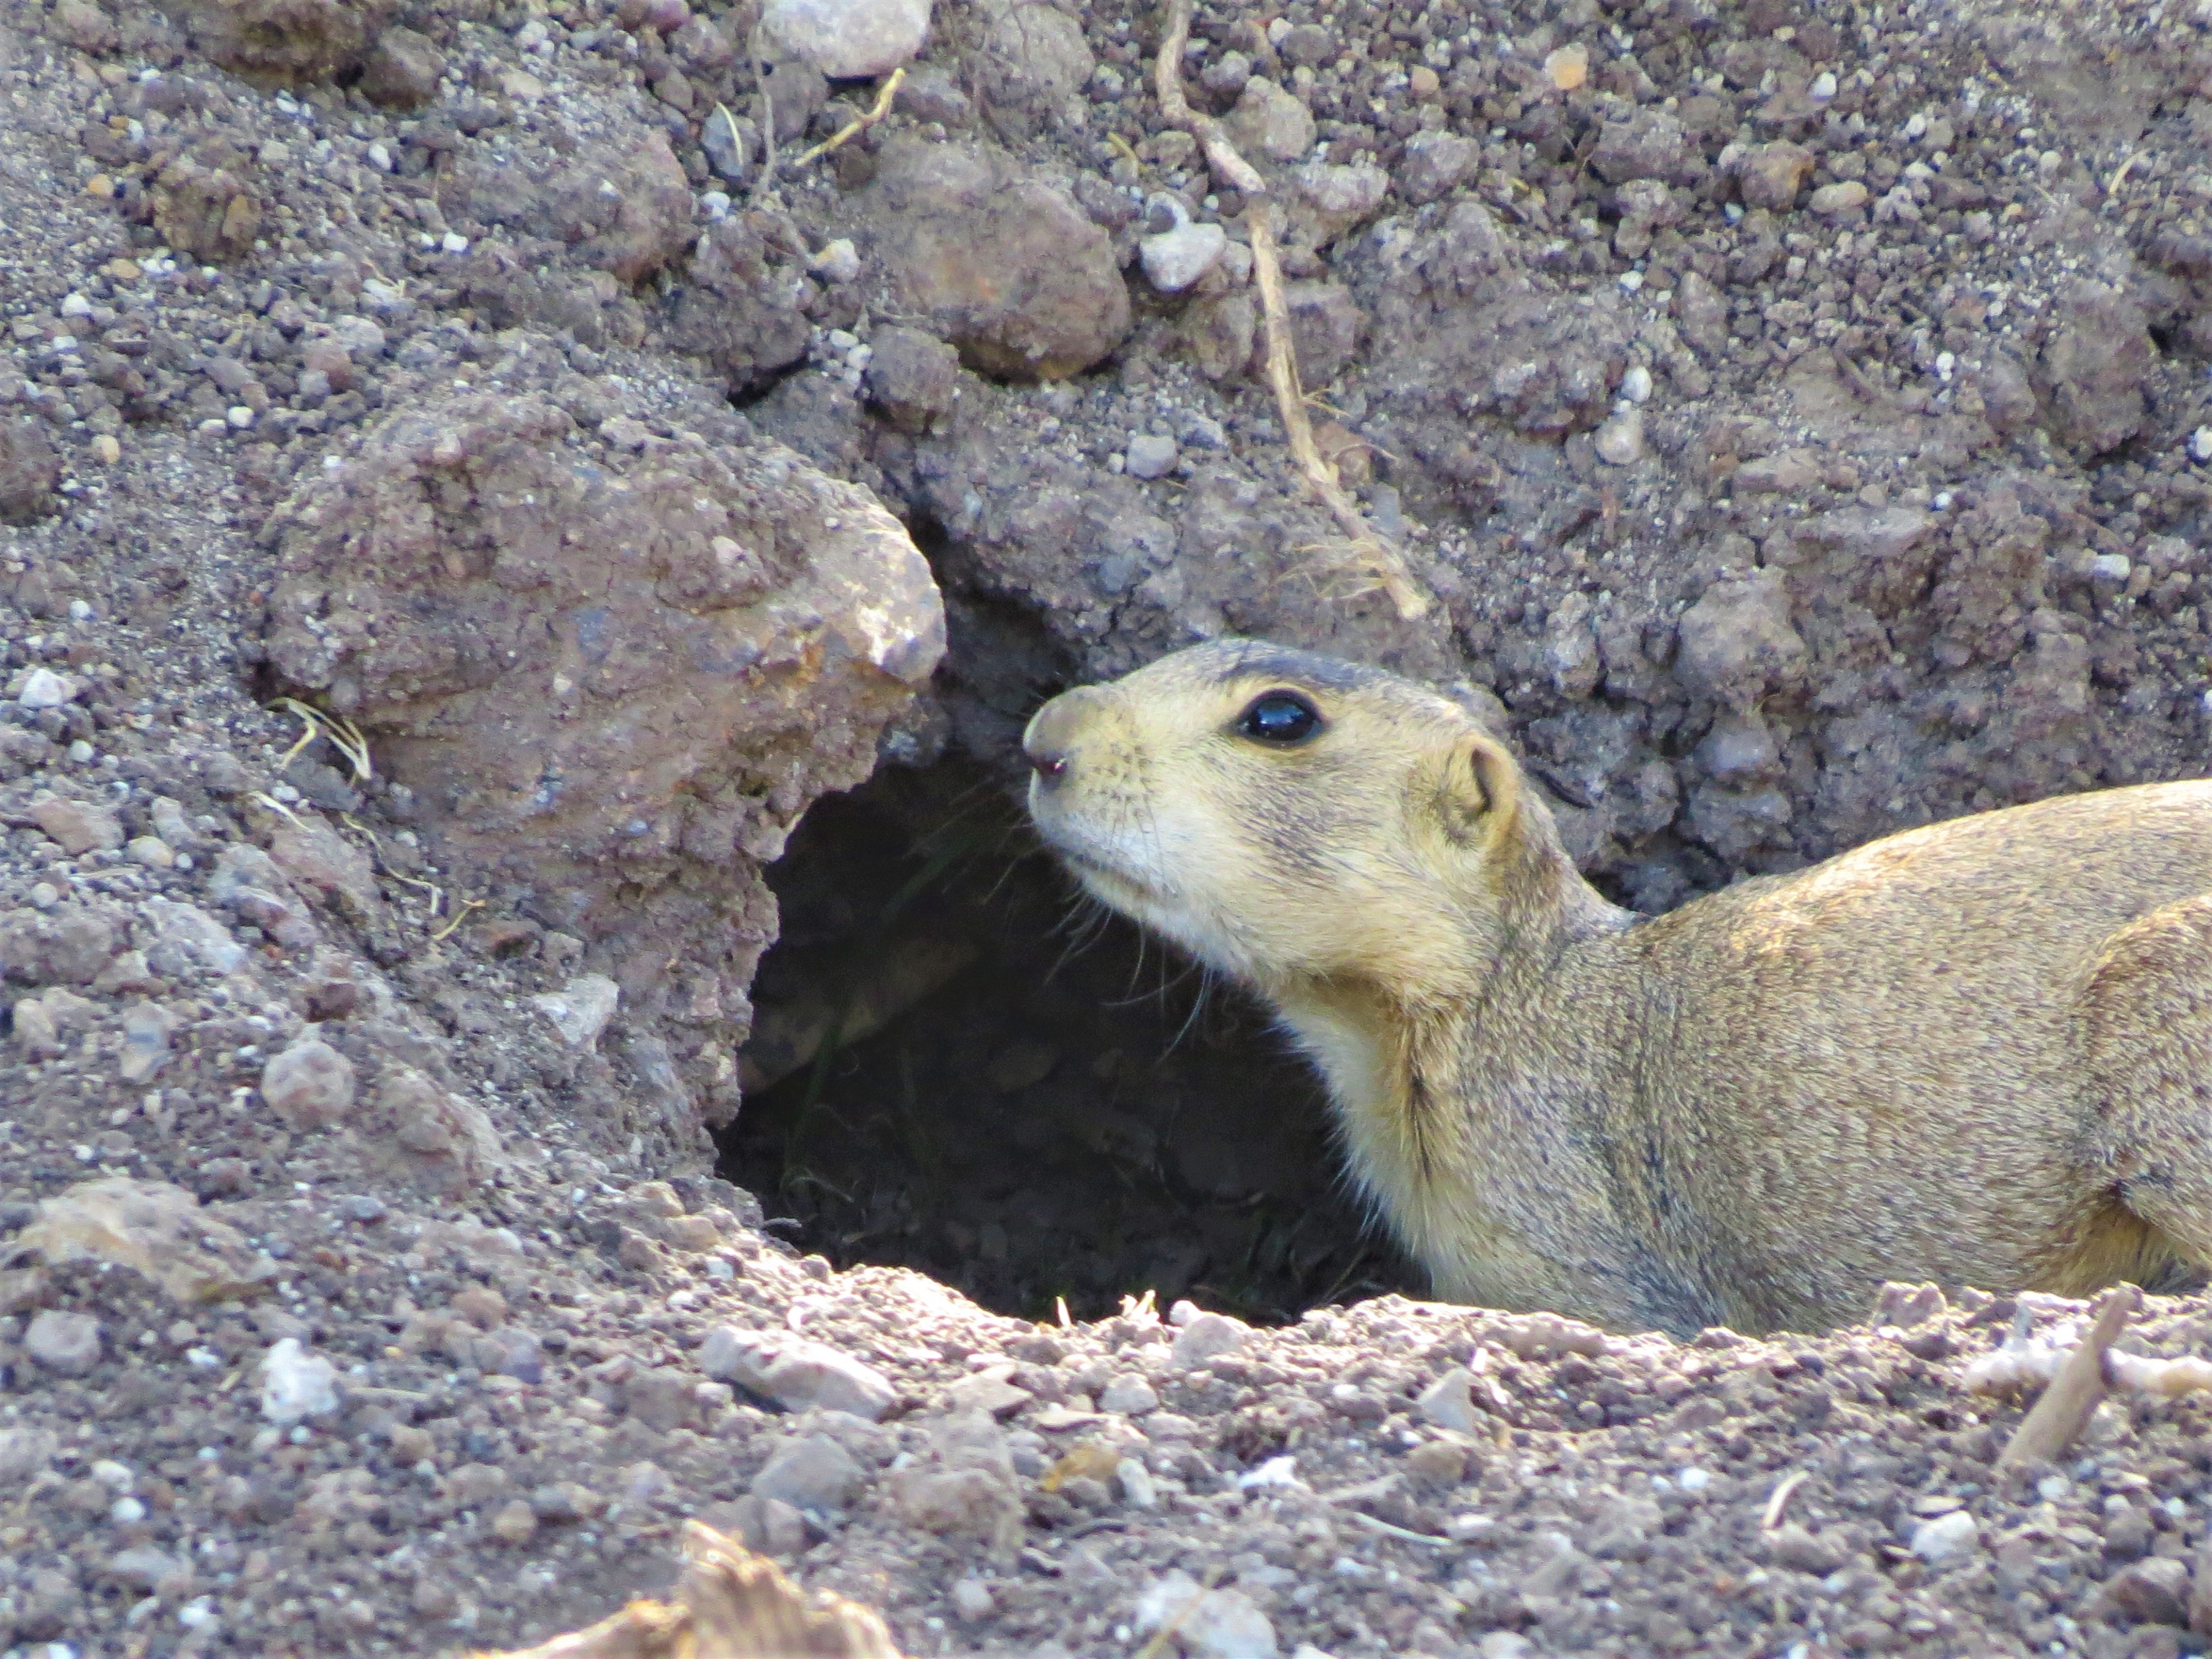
[[0, 0, 2210, 1652]]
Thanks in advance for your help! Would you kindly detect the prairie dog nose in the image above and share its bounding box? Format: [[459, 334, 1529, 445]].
[[1022, 687, 1105, 785]]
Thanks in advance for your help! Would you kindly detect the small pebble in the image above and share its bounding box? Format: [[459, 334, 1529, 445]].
[[951, 1578, 995, 1620], [19, 667, 79, 709], [1125, 434, 1180, 479], [25, 1309, 103, 1376], [1620, 364, 1653, 405], [1911, 1510, 1980, 1563], [1595, 406, 1645, 465], [1139, 220, 1228, 294]]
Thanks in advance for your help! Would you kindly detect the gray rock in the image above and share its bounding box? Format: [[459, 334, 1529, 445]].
[[888, 1409, 1022, 1551], [117, 1001, 176, 1084], [261, 1039, 356, 1128], [1736, 142, 1814, 210], [140, 899, 246, 977], [17, 668, 78, 710], [763, 0, 930, 79], [0, 417, 60, 525], [701, 106, 756, 186], [1281, 281, 1363, 387], [1414, 1366, 1479, 1433], [860, 137, 1130, 380], [1139, 220, 1227, 294], [976, 0, 1093, 126], [1170, 1312, 1250, 1369], [1910, 1510, 1979, 1564], [698, 1326, 899, 1421], [360, 25, 445, 108], [1397, 131, 1479, 204], [1594, 406, 1645, 465], [12, 995, 59, 1057], [2106, 1556, 2191, 1626], [260, 1337, 340, 1424], [863, 326, 962, 432], [1134, 1571, 1279, 1658], [0, 1425, 58, 1479], [1224, 77, 1314, 163], [1590, 107, 1687, 184], [761, 58, 828, 143], [894, 64, 971, 126], [1098, 1373, 1160, 1415], [1808, 180, 1870, 216], [1674, 569, 1807, 711], [1124, 435, 1180, 480], [1694, 712, 1782, 784], [487, 1328, 544, 1384], [752, 1433, 864, 1512], [1766, 1523, 1848, 1577], [530, 974, 619, 1049], [1277, 22, 1334, 65], [0, 907, 118, 985], [105, 1546, 186, 1593], [1686, 782, 1794, 863], [943, 1367, 1032, 1417], [25, 1309, 102, 1376], [2036, 280, 2155, 457], [1292, 161, 1388, 247], [29, 795, 121, 855]]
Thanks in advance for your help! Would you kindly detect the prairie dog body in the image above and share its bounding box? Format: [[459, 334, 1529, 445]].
[[1022, 639, 2212, 1335]]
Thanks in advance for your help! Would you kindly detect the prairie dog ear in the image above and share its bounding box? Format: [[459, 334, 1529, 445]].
[[1436, 728, 1521, 845]]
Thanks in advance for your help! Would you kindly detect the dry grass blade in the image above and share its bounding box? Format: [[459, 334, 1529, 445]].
[[1152, 0, 1430, 622], [471, 1520, 903, 1658], [1760, 1469, 1809, 1530], [1996, 1284, 2140, 1471]]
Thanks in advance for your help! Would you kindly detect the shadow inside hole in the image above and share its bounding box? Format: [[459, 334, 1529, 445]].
[[716, 753, 1421, 1325]]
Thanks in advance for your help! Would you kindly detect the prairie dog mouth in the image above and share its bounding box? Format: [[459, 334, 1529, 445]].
[[1027, 796, 1176, 911]]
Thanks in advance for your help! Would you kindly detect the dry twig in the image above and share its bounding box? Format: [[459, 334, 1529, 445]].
[[1995, 1285, 2139, 1470], [1152, 0, 1430, 621]]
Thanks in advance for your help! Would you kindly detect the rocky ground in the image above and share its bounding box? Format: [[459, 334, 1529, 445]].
[[0, 0, 2209, 1653]]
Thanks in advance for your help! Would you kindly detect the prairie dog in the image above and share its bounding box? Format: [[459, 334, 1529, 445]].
[[1022, 638, 2212, 1335]]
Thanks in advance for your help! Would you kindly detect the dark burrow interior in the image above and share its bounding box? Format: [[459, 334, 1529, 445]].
[[715, 748, 1422, 1325]]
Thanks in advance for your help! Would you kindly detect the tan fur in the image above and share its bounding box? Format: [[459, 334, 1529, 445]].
[[1022, 638, 2212, 1335]]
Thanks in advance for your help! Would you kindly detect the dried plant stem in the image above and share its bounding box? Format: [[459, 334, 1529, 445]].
[[791, 67, 906, 170], [1153, 0, 1430, 621], [1996, 1284, 2138, 1471]]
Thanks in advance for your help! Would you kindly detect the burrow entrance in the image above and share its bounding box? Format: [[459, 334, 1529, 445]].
[[716, 748, 1421, 1324]]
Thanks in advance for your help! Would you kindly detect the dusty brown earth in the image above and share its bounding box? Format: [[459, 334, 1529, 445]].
[[0, 0, 2210, 1654]]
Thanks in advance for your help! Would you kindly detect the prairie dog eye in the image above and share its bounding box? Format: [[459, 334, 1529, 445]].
[[1235, 690, 1323, 746]]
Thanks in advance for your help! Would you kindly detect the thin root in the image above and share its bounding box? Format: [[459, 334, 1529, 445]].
[[249, 791, 307, 832], [1152, 0, 1428, 622], [790, 67, 905, 171], [267, 696, 373, 783], [431, 897, 487, 942]]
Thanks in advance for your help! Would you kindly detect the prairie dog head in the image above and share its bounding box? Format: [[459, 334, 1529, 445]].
[[1022, 639, 1553, 997]]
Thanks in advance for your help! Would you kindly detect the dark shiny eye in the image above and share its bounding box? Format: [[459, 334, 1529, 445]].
[[1235, 691, 1322, 746]]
